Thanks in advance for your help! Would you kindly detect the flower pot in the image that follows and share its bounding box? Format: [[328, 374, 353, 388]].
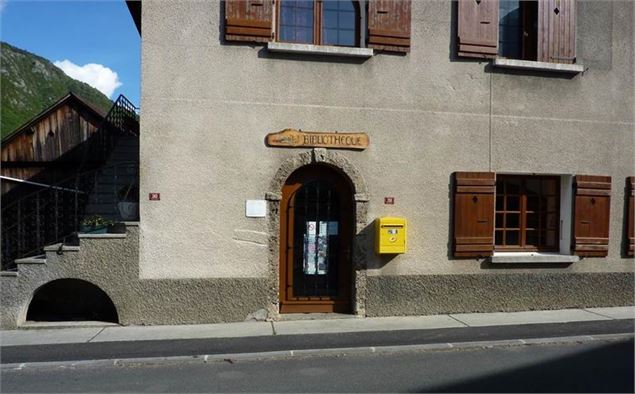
[[79, 225, 108, 234], [117, 202, 139, 221], [108, 222, 127, 234]]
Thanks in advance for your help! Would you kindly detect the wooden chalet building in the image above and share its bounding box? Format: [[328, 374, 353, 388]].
[[0, 0, 633, 328], [1, 91, 139, 271], [1, 93, 106, 196]]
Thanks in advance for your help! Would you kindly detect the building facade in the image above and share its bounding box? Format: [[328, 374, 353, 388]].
[[1, 0, 634, 328]]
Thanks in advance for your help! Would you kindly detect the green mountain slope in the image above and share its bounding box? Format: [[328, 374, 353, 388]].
[[1, 42, 113, 138]]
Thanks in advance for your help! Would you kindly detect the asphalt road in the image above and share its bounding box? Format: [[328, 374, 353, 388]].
[[2, 338, 633, 393], [2, 319, 633, 364]]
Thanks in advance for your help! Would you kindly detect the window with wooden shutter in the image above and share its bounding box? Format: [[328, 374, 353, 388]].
[[457, 0, 499, 58], [225, 0, 273, 43], [458, 0, 576, 64], [573, 175, 611, 257], [537, 0, 576, 64], [276, 0, 361, 47], [453, 172, 496, 258], [627, 177, 634, 257], [367, 0, 411, 53], [495, 175, 560, 252]]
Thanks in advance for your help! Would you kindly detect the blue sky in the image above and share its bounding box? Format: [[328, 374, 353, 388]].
[[1, 0, 140, 106]]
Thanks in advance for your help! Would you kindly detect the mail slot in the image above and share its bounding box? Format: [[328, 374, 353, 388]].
[[375, 217, 407, 254]]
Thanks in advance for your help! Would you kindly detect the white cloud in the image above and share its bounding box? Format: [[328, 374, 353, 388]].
[[0, 0, 7, 15], [54, 59, 122, 98]]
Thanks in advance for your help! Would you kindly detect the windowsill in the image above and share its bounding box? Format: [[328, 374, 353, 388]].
[[491, 252, 580, 264], [492, 58, 585, 74], [267, 42, 374, 58]]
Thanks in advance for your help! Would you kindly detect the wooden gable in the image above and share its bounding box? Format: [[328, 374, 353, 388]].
[[1, 93, 106, 194]]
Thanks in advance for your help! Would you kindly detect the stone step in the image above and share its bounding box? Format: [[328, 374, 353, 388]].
[[14, 254, 47, 265], [1, 271, 18, 277], [77, 233, 127, 239], [43, 243, 80, 252]]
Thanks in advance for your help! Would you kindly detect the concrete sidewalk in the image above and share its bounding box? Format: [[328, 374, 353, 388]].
[[1, 306, 633, 347]]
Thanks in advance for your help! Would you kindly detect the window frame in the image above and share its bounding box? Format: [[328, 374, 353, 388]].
[[494, 174, 561, 253], [275, 0, 361, 48]]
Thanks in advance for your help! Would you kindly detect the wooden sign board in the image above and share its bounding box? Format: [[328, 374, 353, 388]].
[[266, 129, 369, 150]]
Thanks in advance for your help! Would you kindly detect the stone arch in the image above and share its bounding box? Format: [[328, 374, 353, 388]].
[[267, 148, 369, 201], [265, 149, 370, 318], [26, 278, 119, 323]]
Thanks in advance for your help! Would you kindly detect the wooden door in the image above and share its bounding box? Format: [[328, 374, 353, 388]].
[[279, 165, 353, 313]]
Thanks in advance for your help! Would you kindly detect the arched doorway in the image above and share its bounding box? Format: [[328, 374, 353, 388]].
[[26, 278, 119, 323], [279, 164, 354, 313]]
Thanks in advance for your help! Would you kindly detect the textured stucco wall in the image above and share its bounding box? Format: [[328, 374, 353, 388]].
[[3, 225, 631, 328], [126, 0, 635, 317], [365, 272, 635, 317], [140, 0, 634, 276], [0, 225, 270, 329]]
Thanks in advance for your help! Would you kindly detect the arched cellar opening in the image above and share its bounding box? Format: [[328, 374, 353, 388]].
[[26, 279, 119, 323]]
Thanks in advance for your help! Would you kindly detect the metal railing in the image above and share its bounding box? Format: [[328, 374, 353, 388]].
[[105, 94, 139, 136], [79, 94, 139, 166], [1, 162, 139, 270], [1, 95, 139, 270]]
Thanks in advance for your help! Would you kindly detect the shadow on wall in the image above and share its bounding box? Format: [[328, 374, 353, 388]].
[[448, 0, 459, 62], [424, 338, 634, 393], [447, 174, 455, 260], [360, 222, 399, 270], [621, 178, 632, 258], [26, 278, 119, 323], [256, 47, 371, 65], [483, 62, 579, 80]]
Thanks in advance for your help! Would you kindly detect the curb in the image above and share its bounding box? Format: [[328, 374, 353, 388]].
[[2, 332, 632, 371]]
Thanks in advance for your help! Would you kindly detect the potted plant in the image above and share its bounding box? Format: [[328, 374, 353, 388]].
[[117, 184, 139, 221], [79, 215, 115, 234]]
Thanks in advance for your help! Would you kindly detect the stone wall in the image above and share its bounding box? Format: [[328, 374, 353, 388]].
[[0, 225, 269, 329]]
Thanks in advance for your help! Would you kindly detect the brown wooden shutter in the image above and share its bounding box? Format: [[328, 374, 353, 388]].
[[225, 0, 273, 43], [573, 175, 611, 257], [453, 172, 495, 258], [457, 0, 499, 58], [627, 177, 634, 257], [367, 0, 411, 53], [537, 0, 576, 64]]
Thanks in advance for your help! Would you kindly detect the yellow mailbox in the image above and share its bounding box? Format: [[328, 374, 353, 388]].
[[375, 217, 407, 254]]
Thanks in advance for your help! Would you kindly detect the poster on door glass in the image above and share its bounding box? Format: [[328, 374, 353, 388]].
[[303, 221, 328, 275]]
